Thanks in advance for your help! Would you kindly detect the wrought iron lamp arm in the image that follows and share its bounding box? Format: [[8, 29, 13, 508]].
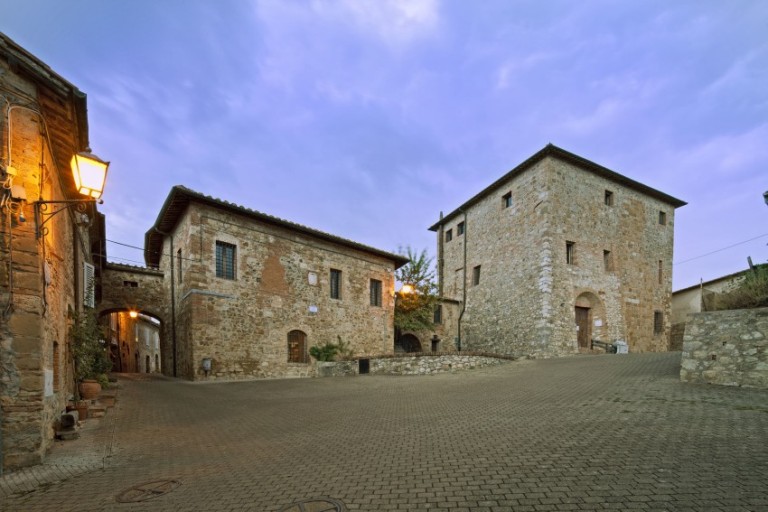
[[34, 198, 102, 238]]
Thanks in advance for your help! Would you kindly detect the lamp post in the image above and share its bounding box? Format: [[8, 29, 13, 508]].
[[34, 151, 109, 238], [763, 190, 768, 207]]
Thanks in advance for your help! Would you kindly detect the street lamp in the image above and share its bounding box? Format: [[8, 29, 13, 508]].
[[34, 150, 110, 238], [763, 190, 768, 207]]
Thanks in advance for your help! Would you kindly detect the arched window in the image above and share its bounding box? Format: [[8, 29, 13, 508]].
[[287, 330, 308, 363]]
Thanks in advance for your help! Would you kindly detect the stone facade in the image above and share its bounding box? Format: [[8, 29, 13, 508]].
[[144, 186, 408, 381], [1, 33, 102, 472], [430, 145, 685, 358], [680, 308, 768, 388]]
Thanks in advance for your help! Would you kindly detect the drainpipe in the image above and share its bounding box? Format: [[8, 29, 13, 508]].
[[457, 209, 468, 352], [437, 211, 444, 297], [153, 227, 177, 377]]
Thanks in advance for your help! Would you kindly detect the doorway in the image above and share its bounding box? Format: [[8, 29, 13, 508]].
[[575, 306, 591, 349]]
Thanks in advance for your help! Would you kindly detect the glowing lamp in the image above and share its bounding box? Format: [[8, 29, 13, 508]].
[[400, 284, 414, 295], [71, 152, 109, 199], [129, 310, 138, 319]]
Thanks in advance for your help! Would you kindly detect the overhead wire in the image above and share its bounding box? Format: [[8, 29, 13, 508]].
[[674, 233, 768, 266]]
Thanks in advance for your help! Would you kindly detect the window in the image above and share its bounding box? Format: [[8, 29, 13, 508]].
[[83, 262, 95, 308], [658, 260, 663, 284], [370, 279, 382, 307], [502, 192, 513, 208], [215, 241, 236, 279], [566, 241, 575, 265], [472, 265, 481, 285], [603, 250, 613, 271], [457, 222, 465, 236], [653, 311, 663, 335], [658, 211, 667, 225], [287, 330, 308, 363], [330, 269, 342, 299], [604, 190, 614, 206], [445, 229, 453, 242], [177, 249, 183, 283], [433, 304, 442, 324], [123, 281, 138, 288]]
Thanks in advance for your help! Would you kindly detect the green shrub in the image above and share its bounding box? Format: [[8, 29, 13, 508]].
[[309, 336, 352, 362], [713, 266, 768, 310], [70, 310, 112, 382]]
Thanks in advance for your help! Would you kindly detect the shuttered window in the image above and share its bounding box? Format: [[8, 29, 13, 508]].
[[83, 262, 95, 308]]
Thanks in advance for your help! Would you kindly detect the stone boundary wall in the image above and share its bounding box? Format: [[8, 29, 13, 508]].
[[680, 307, 768, 388], [316, 353, 513, 377]]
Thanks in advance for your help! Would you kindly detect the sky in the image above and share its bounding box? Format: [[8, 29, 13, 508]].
[[1, 0, 766, 290]]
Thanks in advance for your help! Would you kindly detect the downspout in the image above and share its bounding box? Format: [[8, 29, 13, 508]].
[[457, 209, 468, 351], [153, 227, 177, 377], [437, 211, 444, 297]]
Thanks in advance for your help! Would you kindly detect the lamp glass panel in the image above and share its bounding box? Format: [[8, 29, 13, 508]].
[[71, 154, 108, 198]]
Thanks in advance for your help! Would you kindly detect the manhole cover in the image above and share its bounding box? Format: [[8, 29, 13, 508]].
[[115, 479, 181, 503], [278, 497, 346, 512]]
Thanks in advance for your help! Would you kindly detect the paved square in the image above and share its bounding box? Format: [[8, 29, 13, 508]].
[[3, 353, 768, 511]]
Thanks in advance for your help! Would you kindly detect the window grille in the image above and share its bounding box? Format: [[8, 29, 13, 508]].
[[330, 269, 342, 299], [83, 262, 95, 308], [370, 279, 382, 306], [215, 241, 236, 279]]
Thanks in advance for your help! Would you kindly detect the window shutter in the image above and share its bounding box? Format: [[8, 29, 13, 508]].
[[83, 262, 95, 308]]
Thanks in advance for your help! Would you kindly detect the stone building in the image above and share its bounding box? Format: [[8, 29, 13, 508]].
[[429, 144, 685, 357], [144, 186, 408, 380], [104, 311, 161, 374], [0, 33, 106, 471]]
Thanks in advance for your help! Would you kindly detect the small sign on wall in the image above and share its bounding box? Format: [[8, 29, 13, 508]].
[[308, 305, 318, 314], [44, 369, 53, 397], [308, 272, 318, 286], [594, 319, 603, 327]]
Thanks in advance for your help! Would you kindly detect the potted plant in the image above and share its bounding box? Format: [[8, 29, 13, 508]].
[[70, 310, 112, 400]]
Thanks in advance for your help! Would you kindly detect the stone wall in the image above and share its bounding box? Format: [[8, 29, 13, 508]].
[[435, 151, 679, 358], [317, 354, 512, 377], [680, 308, 768, 388], [159, 202, 399, 381]]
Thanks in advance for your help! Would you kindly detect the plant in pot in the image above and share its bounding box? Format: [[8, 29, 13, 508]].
[[70, 310, 112, 401]]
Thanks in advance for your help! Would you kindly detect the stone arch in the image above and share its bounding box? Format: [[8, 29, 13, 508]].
[[573, 290, 607, 350], [395, 333, 422, 353]]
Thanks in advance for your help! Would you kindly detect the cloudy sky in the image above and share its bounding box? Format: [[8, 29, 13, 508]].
[[2, 0, 766, 290]]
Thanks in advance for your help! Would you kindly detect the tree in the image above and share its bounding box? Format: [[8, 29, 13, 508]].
[[394, 247, 438, 333]]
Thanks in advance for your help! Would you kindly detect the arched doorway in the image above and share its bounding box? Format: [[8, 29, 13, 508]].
[[574, 292, 607, 350], [287, 330, 308, 363], [395, 334, 422, 353]]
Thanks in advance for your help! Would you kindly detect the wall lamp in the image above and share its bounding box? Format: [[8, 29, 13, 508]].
[[35, 151, 109, 238]]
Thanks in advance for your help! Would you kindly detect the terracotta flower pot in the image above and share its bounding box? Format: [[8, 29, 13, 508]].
[[79, 379, 101, 400]]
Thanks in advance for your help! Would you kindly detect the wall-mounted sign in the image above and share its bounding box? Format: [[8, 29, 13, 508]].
[[308, 305, 318, 314], [308, 272, 318, 286]]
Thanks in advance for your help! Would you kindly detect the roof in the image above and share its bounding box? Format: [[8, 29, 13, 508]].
[[673, 264, 766, 295], [429, 144, 687, 231], [144, 185, 410, 269]]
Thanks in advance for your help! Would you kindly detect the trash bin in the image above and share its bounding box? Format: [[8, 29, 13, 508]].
[[614, 341, 628, 354]]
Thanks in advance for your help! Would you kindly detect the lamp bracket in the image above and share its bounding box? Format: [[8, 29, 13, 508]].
[[34, 198, 102, 238]]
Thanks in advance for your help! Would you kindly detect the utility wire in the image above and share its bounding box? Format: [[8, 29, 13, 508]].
[[674, 233, 768, 266]]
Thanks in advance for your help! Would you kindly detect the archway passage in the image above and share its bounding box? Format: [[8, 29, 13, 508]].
[[395, 334, 422, 353], [99, 309, 163, 374]]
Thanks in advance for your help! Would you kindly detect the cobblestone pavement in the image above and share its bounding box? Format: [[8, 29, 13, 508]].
[[3, 353, 768, 511]]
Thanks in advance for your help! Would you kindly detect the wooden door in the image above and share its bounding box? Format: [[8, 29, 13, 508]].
[[288, 330, 307, 363], [575, 307, 590, 349]]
